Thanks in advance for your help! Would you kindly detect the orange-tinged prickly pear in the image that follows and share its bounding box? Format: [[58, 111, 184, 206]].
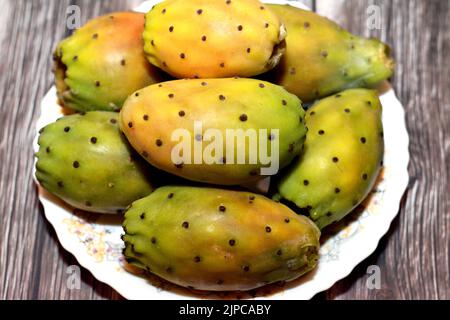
[[120, 78, 306, 185], [54, 12, 165, 112]]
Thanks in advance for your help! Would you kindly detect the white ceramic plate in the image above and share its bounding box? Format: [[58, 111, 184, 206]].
[[33, 0, 409, 300]]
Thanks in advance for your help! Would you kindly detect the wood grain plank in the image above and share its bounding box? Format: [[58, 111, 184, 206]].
[[315, 0, 449, 300], [0, 0, 60, 300]]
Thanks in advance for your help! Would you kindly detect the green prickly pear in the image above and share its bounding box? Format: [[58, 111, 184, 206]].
[[276, 89, 384, 229], [35, 112, 155, 213], [143, 0, 286, 79], [54, 12, 164, 112], [266, 4, 394, 102], [120, 78, 307, 185], [122, 186, 320, 291]]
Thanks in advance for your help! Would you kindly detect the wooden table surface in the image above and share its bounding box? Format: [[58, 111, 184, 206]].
[[0, 0, 448, 300]]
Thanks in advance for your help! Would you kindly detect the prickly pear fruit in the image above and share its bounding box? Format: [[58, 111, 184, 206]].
[[122, 186, 320, 291], [267, 5, 394, 102], [120, 78, 307, 185], [143, 0, 286, 79], [54, 12, 164, 112], [276, 89, 384, 229], [35, 112, 155, 213]]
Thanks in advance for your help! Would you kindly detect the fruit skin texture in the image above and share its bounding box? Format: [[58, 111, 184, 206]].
[[276, 89, 384, 229], [122, 186, 320, 291], [143, 0, 286, 79], [54, 12, 164, 112], [35, 112, 155, 214], [120, 78, 307, 185], [267, 5, 394, 102]]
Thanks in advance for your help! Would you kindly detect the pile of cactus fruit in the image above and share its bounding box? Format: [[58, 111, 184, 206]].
[[36, 0, 393, 293]]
